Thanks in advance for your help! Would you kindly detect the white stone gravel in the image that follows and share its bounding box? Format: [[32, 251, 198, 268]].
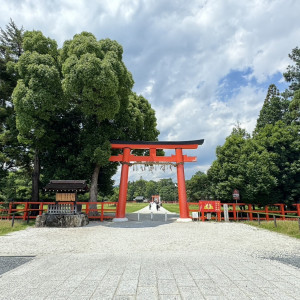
[[0, 207, 299, 299]]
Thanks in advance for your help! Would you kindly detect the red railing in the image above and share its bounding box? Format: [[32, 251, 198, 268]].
[[79, 202, 117, 221], [0, 201, 118, 222], [1, 201, 299, 222], [187, 202, 300, 221]]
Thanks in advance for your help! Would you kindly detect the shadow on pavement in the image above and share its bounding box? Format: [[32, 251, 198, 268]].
[[267, 255, 300, 269], [0, 256, 34, 276], [87, 212, 180, 228]]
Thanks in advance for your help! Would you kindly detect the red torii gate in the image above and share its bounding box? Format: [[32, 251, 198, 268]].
[[109, 139, 204, 222]]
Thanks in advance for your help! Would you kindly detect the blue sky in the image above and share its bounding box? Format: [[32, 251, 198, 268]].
[[0, 0, 299, 184], [217, 69, 288, 102]]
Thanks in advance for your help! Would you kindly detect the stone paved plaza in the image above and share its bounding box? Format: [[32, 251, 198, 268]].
[[0, 207, 299, 299]]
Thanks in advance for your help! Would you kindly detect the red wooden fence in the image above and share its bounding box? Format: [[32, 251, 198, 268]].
[[188, 202, 300, 221], [0, 201, 117, 222], [0, 201, 299, 222]]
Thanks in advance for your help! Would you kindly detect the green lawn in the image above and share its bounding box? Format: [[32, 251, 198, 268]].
[[162, 203, 199, 213], [244, 220, 300, 239], [188, 204, 200, 211], [162, 203, 180, 213], [126, 202, 148, 213], [0, 220, 34, 236]]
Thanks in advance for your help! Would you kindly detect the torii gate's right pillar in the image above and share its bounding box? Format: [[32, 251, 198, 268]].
[[176, 148, 191, 222]]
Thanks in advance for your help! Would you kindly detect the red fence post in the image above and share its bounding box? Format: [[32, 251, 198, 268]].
[[248, 204, 253, 221], [39, 202, 44, 216], [101, 202, 104, 222], [265, 206, 269, 221], [280, 204, 285, 220], [86, 202, 89, 217], [233, 204, 236, 221], [23, 202, 29, 221], [201, 204, 205, 222], [8, 202, 12, 220], [295, 204, 300, 217]]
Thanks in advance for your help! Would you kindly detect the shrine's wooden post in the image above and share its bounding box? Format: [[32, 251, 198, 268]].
[[110, 140, 204, 222]]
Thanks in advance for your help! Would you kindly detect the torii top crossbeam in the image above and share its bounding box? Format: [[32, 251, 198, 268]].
[[110, 139, 204, 163], [110, 139, 204, 149]]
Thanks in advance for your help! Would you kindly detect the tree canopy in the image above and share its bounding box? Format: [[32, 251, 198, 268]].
[[12, 30, 64, 201], [0, 22, 160, 202], [254, 84, 289, 134], [0, 20, 29, 200]]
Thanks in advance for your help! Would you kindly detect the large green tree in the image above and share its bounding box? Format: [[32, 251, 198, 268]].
[[207, 126, 278, 205], [60, 33, 162, 203], [12, 31, 63, 201], [61, 33, 134, 203], [114, 93, 159, 141], [253, 70, 300, 204], [6, 28, 160, 203], [0, 20, 32, 200], [186, 171, 211, 201], [253, 121, 300, 204], [0, 20, 25, 177]]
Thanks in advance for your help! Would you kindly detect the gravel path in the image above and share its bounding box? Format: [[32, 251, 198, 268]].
[[0, 208, 299, 299]]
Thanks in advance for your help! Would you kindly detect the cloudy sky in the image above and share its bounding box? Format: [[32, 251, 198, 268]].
[[1, 0, 299, 183]]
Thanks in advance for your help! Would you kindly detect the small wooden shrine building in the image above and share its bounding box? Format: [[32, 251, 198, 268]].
[[44, 180, 89, 202], [37, 180, 89, 226]]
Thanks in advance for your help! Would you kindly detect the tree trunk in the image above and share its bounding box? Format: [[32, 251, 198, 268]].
[[32, 150, 40, 202], [89, 164, 100, 215], [31, 150, 40, 216]]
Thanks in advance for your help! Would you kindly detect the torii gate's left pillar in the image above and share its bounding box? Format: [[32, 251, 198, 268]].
[[113, 147, 130, 222]]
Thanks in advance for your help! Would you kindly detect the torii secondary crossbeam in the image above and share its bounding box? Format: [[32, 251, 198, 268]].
[[109, 139, 204, 222]]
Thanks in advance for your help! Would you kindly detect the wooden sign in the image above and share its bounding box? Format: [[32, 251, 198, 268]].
[[199, 201, 221, 212], [56, 193, 76, 202]]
